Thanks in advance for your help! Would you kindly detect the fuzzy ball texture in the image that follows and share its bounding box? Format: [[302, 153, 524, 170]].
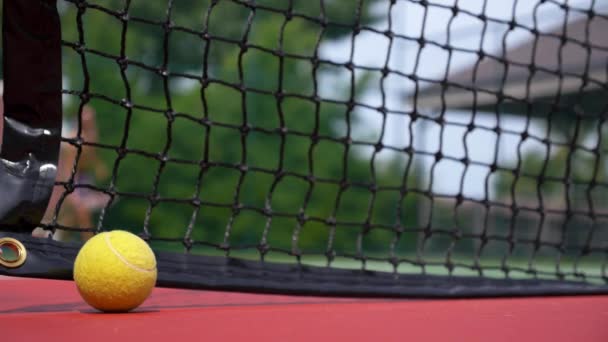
[[73, 230, 157, 312]]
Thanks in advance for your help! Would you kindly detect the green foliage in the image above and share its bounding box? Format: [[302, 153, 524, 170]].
[[56, 0, 419, 255], [494, 114, 608, 209]]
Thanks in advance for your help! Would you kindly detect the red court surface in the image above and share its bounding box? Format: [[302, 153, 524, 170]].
[[1, 276, 607, 341]]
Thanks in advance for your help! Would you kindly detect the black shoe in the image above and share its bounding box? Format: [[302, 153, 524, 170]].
[[0, 153, 56, 233]]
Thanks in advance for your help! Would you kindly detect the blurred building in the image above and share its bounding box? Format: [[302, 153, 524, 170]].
[[405, 15, 608, 258], [413, 16, 608, 113]]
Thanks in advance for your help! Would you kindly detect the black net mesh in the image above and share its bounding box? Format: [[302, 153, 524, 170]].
[[15, 0, 608, 295]]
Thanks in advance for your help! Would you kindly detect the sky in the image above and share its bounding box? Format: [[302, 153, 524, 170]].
[[319, 0, 607, 199]]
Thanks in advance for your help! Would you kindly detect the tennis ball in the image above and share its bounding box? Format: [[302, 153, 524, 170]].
[[73, 230, 157, 312]]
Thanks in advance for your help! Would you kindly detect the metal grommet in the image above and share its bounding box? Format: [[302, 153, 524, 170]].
[[0, 237, 27, 268]]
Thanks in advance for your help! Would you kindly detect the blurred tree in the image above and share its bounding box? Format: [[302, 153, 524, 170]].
[[491, 94, 608, 254], [53, 0, 418, 255], [493, 98, 608, 209]]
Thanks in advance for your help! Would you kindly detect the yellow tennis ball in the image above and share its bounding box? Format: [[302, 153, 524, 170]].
[[73, 230, 157, 312]]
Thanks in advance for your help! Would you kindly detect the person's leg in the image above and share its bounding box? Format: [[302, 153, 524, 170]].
[[33, 182, 66, 239], [40, 142, 78, 241], [71, 199, 94, 241]]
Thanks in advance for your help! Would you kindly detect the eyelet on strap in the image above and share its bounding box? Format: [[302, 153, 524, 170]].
[[0, 237, 27, 268]]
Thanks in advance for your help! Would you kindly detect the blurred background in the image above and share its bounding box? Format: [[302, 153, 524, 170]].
[[3, 0, 607, 277]]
